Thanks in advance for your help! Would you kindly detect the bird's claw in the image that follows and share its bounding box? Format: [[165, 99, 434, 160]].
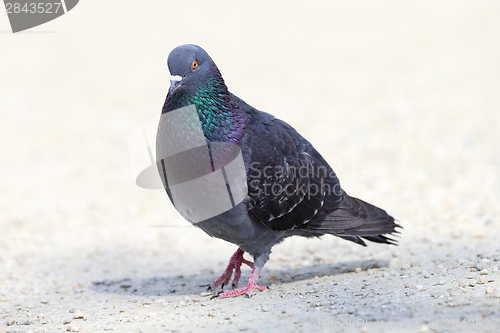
[[205, 249, 266, 298], [210, 291, 222, 300]]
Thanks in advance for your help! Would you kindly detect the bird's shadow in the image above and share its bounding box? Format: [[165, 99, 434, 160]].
[[89, 259, 388, 297]]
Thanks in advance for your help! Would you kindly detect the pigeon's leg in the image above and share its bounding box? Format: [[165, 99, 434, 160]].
[[208, 248, 247, 291], [232, 257, 254, 288], [216, 252, 269, 298]]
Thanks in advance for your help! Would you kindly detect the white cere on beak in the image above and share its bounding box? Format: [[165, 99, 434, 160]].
[[170, 75, 182, 85]]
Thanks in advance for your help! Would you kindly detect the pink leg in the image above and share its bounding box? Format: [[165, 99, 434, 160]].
[[233, 257, 254, 288], [216, 266, 267, 298], [208, 248, 253, 291]]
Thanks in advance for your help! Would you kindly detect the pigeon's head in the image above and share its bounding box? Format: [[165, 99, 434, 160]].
[[163, 45, 246, 143], [167, 44, 222, 96]]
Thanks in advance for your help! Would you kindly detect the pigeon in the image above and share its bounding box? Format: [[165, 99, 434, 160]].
[[156, 44, 400, 298]]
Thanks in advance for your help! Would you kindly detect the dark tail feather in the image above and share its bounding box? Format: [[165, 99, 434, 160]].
[[304, 191, 401, 246]]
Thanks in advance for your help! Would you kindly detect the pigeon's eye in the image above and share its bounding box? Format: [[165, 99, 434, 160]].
[[192, 60, 198, 70]]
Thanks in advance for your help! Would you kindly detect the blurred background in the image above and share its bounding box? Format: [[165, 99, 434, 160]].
[[1, 0, 500, 329]]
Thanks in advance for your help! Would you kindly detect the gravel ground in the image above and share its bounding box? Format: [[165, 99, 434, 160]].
[[1, 1, 500, 332]]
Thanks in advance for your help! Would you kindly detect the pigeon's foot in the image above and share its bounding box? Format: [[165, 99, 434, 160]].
[[215, 267, 267, 299], [207, 248, 253, 291]]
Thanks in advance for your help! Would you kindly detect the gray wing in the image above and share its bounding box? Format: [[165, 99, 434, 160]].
[[240, 109, 342, 231]]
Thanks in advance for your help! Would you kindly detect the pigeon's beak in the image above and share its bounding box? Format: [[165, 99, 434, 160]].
[[169, 75, 183, 95]]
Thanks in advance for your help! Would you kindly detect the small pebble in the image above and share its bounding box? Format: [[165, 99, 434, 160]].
[[63, 320, 71, 324], [485, 287, 495, 294], [102, 279, 112, 285], [479, 269, 489, 275], [477, 277, 486, 284], [420, 325, 430, 333], [355, 267, 362, 273], [346, 307, 356, 314], [73, 309, 84, 319], [401, 263, 411, 270]]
